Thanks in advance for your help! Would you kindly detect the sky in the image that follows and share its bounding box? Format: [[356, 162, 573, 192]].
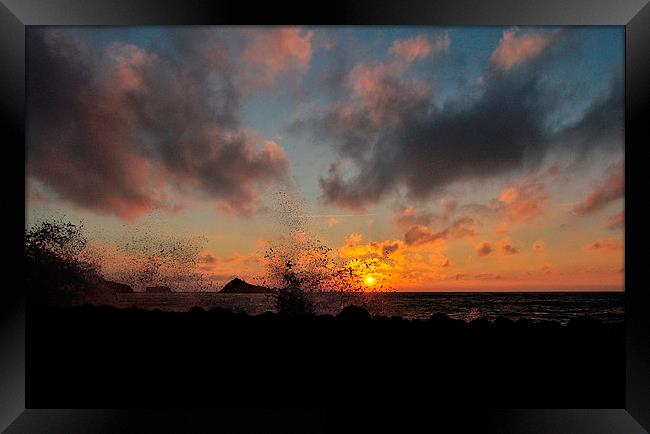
[[26, 26, 624, 291]]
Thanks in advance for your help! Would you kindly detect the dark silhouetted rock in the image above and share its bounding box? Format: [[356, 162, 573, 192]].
[[567, 316, 606, 337], [104, 280, 134, 294], [469, 317, 490, 331], [145, 286, 172, 293], [429, 312, 451, 324], [494, 316, 515, 330], [220, 278, 272, 294], [337, 305, 371, 321], [188, 306, 205, 314]]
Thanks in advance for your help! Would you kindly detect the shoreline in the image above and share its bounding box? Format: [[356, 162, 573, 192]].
[[27, 302, 625, 408]]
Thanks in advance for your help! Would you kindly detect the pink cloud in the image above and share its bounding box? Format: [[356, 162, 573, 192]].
[[346, 61, 430, 126], [242, 27, 314, 87], [606, 211, 624, 230], [28, 30, 291, 220], [491, 29, 558, 71], [574, 163, 624, 215], [390, 34, 449, 63]]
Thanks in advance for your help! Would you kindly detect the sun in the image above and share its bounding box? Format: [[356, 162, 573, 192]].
[[364, 276, 375, 286]]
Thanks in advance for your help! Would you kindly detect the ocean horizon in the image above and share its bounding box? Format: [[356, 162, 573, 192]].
[[113, 291, 625, 324]]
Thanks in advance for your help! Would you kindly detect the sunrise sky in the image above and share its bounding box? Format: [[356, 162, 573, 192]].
[[26, 26, 624, 291]]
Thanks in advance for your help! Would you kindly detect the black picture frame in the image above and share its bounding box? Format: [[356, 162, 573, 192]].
[[2, 0, 649, 432]]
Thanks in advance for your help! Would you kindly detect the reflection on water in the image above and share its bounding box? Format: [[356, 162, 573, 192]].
[[114, 291, 624, 324]]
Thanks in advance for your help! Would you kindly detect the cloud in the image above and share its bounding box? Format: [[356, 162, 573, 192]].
[[392, 199, 457, 229], [197, 249, 264, 276], [241, 27, 314, 88], [457, 176, 547, 228], [475, 241, 494, 256], [501, 243, 519, 255], [389, 34, 450, 63], [404, 225, 448, 246], [346, 61, 431, 128], [291, 30, 621, 211], [574, 163, 624, 215], [327, 217, 340, 227], [532, 239, 546, 253], [198, 250, 218, 266], [490, 28, 559, 71], [393, 205, 438, 228], [497, 177, 547, 222], [340, 235, 402, 258], [27, 29, 290, 219], [555, 71, 624, 152], [475, 238, 519, 256], [606, 211, 624, 230], [585, 239, 623, 252], [337, 233, 450, 288], [403, 216, 477, 246]]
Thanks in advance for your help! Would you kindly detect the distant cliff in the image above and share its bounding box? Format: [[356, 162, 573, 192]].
[[145, 285, 173, 294], [220, 278, 272, 294], [103, 280, 134, 294]]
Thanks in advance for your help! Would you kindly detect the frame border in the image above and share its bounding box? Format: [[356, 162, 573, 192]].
[[2, 0, 649, 432]]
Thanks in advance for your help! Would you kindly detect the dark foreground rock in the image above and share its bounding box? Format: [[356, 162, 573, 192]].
[[220, 277, 273, 294], [27, 303, 624, 408]]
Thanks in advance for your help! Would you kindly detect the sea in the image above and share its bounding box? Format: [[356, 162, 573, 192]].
[[114, 291, 624, 324]]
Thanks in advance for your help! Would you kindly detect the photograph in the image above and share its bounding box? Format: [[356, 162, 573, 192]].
[[2, 0, 648, 429], [24, 25, 628, 409]]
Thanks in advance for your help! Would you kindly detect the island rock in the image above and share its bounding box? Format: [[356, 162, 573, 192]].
[[220, 278, 272, 294]]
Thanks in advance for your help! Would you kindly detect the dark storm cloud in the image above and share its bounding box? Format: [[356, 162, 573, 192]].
[[27, 29, 289, 219], [555, 71, 624, 153], [290, 30, 623, 210]]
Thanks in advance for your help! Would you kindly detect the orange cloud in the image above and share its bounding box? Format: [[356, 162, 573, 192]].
[[575, 163, 624, 215], [337, 233, 450, 289], [497, 178, 547, 222], [197, 249, 264, 278], [532, 239, 546, 253], [491, 28, 558, 71], [585, 239, 623, 253], [500, 242, 519, 255], [404, 225, 448, 246], [475, 241, 494, 257]]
